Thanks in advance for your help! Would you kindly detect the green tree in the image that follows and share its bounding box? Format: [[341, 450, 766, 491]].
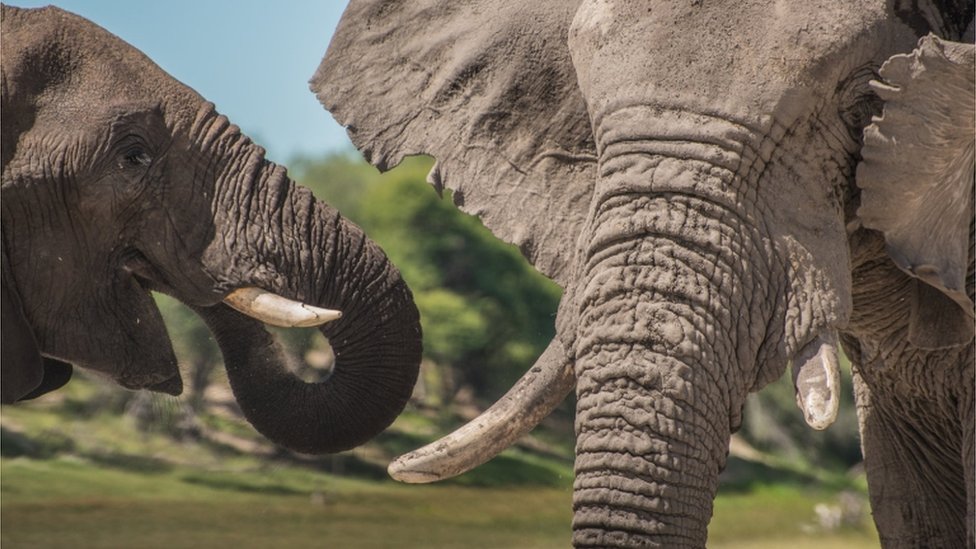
[[291, 153, 562, 405], [287, 151, 379, 220]]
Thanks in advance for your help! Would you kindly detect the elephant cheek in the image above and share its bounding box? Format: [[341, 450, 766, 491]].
[[44, 275, 181, 394]]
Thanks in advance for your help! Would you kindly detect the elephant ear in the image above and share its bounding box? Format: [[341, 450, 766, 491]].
[[856, 35, 975, 349], [312, 0, 595, 286], [0, 266, 74, 402], [1, 242, 46, 403]]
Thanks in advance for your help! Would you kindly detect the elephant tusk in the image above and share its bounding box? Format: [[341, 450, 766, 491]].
[[223, 287, 342, 328], [389, 339, 575, 483], [791, 332, 841, 431]]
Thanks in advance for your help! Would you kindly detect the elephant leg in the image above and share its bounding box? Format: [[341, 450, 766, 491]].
[[852, 367, 970, 548]]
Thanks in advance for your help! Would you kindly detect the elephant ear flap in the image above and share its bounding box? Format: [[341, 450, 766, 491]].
[[312, 0, 596, 285], [1, 248, 45, 403], [856, 35, 975, 349]]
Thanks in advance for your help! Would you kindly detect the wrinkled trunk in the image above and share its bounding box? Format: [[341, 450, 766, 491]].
[[186, 116, 422, 454], [573, 349, 730, 547], [198, 266, 421, 455], [570, 140, 773, 546]]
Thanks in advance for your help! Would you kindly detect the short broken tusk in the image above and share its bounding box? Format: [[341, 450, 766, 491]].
[[223, 287, 342, 328], [389, 339, 575, 483], [791, 332, 841, 431]]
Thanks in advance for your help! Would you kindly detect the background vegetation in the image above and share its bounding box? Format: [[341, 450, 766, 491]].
[[2, 153, 876, 547]]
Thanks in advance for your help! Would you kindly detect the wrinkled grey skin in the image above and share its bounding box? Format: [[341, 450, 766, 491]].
[[314, 1, 974, 547], [1, 6, 422, 455]]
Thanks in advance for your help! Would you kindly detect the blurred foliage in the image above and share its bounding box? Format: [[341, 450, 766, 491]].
[[154, 295, 220, 413], [290, 152, 562, 402]]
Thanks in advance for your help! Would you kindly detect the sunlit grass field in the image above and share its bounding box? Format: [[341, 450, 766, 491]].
[[2, 457, 570, 548], [1, 377, 878, 548], [1, 457, 878, 548]]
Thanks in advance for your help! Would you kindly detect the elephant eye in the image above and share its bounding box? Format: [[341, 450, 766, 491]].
[[837, 66, 884, 140], [841, 91, 883, 136], [122, 146, 152, 168]]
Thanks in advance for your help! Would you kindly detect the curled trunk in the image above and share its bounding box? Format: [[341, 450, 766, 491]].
[[198, 270, 420, 454], [190, 131, 422, 454]]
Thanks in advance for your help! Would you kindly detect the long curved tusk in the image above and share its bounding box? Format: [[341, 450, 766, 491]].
[[223, 287, 342, 328], [389, 339, 575, 483], [791, 332, 841, 431]]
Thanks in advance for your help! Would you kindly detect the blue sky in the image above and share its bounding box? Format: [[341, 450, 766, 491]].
[[11, 1, 353, 164]]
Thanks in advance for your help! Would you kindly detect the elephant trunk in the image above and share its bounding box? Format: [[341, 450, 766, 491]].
[[190, 115, 421, 454], [573, 357, 729, 547], [571, 141, 773, 546]]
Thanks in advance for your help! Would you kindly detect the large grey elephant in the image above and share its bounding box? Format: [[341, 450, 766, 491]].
[[0, 5, 422, 455], [313, 1, 975, 547]]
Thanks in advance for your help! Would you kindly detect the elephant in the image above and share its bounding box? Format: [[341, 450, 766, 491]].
[[0, 5, 422, 456], [312, 1, 975, 547]]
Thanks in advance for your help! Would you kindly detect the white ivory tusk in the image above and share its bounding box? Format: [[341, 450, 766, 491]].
[[389, 339, 575, 483], [791, 332, 841, 431], [223, 287, 342, 328]]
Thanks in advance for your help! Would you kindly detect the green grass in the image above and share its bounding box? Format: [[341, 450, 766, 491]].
[[1, 455, 879, 548], [711, 484, 878, 548], [0, 380, 879, 548], [1, 457, 573, 548]]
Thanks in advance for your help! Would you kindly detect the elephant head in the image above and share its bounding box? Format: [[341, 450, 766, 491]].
[[0, 5, 422, 455], [313, 0, 974, 546]]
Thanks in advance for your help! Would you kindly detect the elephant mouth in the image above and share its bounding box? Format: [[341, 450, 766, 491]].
[[121, 249, 342, 332], [111, 248, 341, 397], [121, 248, 219, 307], [145, 373, 183, 395]]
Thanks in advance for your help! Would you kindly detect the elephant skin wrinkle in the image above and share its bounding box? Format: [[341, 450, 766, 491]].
[[314, 0, 975, 546], [1, 6, 422, 456]]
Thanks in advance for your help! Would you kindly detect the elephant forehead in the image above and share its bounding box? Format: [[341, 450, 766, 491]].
[[8, 6, 200, 127], [569, 0, 906, 125]]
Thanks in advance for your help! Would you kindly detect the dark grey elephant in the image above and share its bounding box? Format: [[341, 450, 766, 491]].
[[0, 5, 422, 455], [313, 1, 974, 547]]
